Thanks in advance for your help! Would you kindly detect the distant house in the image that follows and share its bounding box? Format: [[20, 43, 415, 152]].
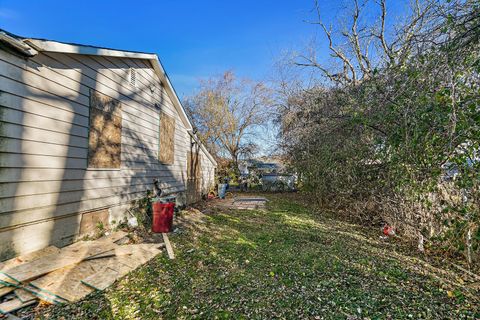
[[241, 158, 284, 175], [261, 173, 296, 191], [0, 29, 216, 258], [239, 157, 296, 190]]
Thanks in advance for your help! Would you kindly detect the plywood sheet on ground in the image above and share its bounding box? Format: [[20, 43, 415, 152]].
[[29, 259, 100, 302], [210, 197, 267, 211], [0, 297, 36, 314], [0, 246, 60, 271], [0, 246, 61, 296], [29, 245, 159, 302], [87, 243, 164, 260], [14, 288, 36, 303], [81, 265, 126, 291], [0, 286, 14, 297], [0, 232, 126, 286], [82, 246, 162, 291], [24, 284, 66, 305]]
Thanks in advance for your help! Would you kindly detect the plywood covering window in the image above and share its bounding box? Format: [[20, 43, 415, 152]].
[[187, 150, 202, 203], [88, 90, 122, 168], [187, 151, 201, 179], [159, 112, 175, 164]]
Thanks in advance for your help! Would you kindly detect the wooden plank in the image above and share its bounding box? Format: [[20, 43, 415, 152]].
[[0, 286, 15, 298], [112, 246, 161, 269], [87, 243, 164, 260], [1, 57, 184, 139], [0, 298, 36, 314], [80, 265, 123, 291], [82, 246, 162, 291], [0, 167, 184, 184], [30, 245, 156, 303], [0, 153, 86, 170], [4, 312, 22, 319], [28, 260, 98, 302], [24, 284, 66, 305], [0, 245, 112, 286], [13, 288, 36, 303], [0, 74, 89, 117], [0, 246, 60, 271], [0, 122, 87, 149], [162, 233, 175, 259], [0, 246, 61, 293], [0, 232, 125, 286], [0, 187, 183, 230]]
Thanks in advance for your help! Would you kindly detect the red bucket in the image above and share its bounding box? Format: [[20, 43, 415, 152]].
[[152, 202, 175, 233]]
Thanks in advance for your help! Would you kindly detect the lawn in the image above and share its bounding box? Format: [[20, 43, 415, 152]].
[[38, 194, 479, 319]]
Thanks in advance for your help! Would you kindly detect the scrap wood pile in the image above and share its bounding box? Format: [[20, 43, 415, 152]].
[[0, 231, 168, 315]]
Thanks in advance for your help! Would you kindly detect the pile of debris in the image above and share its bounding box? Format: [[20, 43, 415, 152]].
[[0, 231, 171, 316]]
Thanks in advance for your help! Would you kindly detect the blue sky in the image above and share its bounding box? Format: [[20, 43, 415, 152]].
[[0, 0, 355, 97], [0, 0, 410, 97], [0, 0, 410, 156]]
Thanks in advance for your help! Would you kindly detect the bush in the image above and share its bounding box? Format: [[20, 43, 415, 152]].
[[278, 2, 480, 267]]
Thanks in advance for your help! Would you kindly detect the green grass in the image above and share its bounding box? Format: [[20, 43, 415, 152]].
[[39, 194, 479, 319]]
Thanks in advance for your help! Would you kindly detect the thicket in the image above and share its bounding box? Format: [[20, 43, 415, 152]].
[[279, 1, 480, 267]]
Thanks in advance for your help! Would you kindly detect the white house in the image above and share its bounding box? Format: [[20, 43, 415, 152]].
[[0, 29, 216, 259]]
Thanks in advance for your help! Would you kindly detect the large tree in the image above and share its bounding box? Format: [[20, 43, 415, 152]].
[[296, 0, 439, 86], [184, 71, 271, 172]]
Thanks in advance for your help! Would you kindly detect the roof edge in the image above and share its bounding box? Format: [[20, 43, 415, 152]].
[[187, 131, 218, 166], [0, 31, 38, 56]]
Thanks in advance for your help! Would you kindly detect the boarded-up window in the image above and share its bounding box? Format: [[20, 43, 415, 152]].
[[159, 112, 175, 164], [187, 151, 201, 179], [88, 90, 122, 168], [187, 150, 202, 203]]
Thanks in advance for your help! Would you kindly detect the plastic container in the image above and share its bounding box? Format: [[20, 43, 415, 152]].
[[218, 183, 227, 199], [152, 202, 175, 233]]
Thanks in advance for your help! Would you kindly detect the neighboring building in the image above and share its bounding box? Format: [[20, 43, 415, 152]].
[[240, 158, 283, 175], [261, 173, 296, 191], [0, 30, 216, 258], [239, 157, 296, 190]]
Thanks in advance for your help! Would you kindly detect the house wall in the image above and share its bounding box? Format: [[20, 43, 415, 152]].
[[0, 47, 215, 259], [199, 147, 216, 194]]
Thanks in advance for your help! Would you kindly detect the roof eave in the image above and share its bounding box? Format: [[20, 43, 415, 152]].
[[0, 32, 38, 56]]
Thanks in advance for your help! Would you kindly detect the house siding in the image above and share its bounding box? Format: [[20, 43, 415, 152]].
[[0, 47, 215, 258]]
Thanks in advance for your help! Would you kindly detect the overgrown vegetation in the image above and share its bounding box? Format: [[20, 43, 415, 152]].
[[277, 0, 480, 268], [128, 191, 154, 230], [37, 194, 479, 319]]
